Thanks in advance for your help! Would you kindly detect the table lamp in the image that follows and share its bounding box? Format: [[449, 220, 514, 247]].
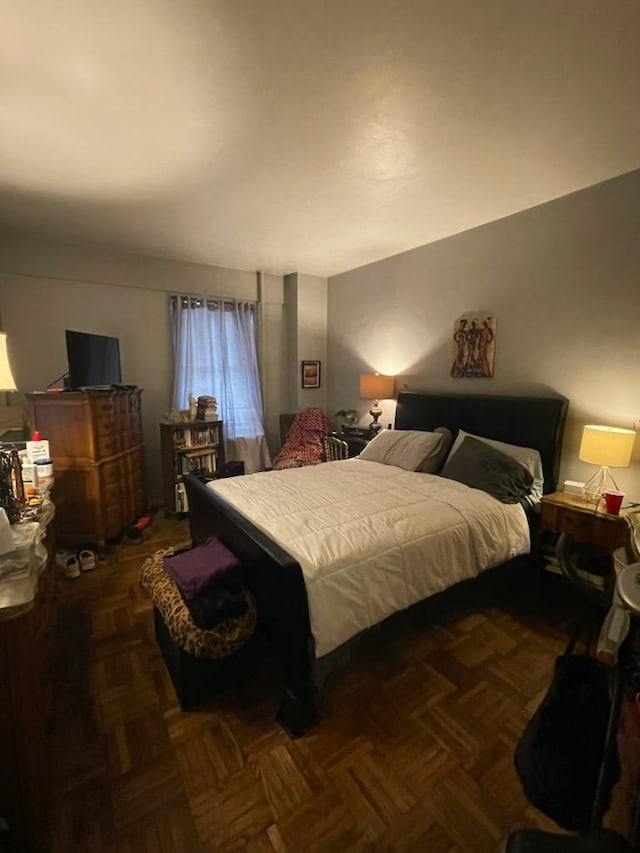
[[359, 373, 394, 432], [579, 424, 636, 500], [0, 333, 20, 522], [0, 333, 17, 392]]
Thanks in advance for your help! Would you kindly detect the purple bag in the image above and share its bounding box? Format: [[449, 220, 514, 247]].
[[163, 537, 241, 602]]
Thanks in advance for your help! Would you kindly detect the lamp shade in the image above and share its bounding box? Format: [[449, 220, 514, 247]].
[[359, 374, 394, 400], [579, 424, 635, 468], [0, 333, 16, 391]]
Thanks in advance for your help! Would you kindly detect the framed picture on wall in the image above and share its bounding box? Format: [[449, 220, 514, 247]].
[[451, 315, 496, 378], [301, 360, 321, 389]]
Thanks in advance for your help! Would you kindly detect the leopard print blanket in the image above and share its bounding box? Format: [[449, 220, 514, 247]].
[[140, 544, 256, 659]]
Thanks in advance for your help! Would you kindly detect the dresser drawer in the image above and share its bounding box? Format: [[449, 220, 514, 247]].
[[93, 413, 115, 438], [102, 481, 121, 511], [90, 399, 114, 418], [104, 504, 123, 539], [554, 507, 594, 541], [96, 434, 121, 459], [100, 460, 121, 488]]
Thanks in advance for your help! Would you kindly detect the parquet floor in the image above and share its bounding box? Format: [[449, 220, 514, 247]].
[[45, 515, 638, 852]]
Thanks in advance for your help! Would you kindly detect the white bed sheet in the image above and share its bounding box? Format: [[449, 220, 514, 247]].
[[208, 459, 530, 657]]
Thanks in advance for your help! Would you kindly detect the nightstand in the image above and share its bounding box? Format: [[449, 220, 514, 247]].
[[334, 426, 376, 458], [539, 492, 631, 595], [540, 492, 630, 553]]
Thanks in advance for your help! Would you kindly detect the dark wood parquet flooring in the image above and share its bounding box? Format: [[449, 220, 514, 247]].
[[45, 515, 638, 851]]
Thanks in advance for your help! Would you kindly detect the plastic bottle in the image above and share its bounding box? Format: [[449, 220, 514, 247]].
[[34, 459, 53, 493], [26, 430, 50, 463]]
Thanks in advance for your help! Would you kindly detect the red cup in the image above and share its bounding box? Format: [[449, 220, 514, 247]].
[[604, 490, 624, 515]]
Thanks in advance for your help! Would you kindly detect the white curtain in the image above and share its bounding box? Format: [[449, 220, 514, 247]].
[[170, 295, 271, 473]]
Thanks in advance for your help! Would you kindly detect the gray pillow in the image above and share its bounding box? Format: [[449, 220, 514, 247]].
[[441, 435, 534, 504], [359, 429, 444, 471], [447, 429, 543, 507]]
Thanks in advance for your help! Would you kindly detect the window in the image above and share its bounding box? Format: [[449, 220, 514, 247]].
[[170, 295, 270, 470]]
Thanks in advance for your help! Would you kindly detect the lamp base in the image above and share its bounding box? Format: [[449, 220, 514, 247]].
[[584, 466, 620, 504], [369, 402, 383, 432]]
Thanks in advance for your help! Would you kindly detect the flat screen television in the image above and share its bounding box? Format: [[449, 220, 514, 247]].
[[65, 330, 122, 389]]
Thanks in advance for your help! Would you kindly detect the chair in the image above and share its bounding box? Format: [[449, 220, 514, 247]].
[[272, 408, 330, 470], [323, 434, 348, 461]]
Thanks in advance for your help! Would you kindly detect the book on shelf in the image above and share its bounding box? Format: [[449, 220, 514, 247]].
[[173, 424, 220, 449], [543, 555, 606, 590], [177, 449, 217, 476], [175, 482, 189, 513], [543, 555, 562, 576]]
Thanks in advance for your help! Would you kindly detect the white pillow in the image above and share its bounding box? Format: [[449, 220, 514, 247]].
[[447, 429, 543, 507], [359, 429, 444, 471]]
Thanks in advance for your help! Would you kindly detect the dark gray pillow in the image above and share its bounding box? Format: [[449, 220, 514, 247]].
[[441, 435, 534, 504]]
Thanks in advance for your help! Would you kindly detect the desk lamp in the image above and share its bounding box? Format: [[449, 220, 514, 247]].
[[579, 424, 636, 501], [359, 374, 394, 432]]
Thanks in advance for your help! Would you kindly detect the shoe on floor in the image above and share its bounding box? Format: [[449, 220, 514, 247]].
[[123, 526, 144, 544], [64, 555, 81, 579], [78, 549, 97, 571]]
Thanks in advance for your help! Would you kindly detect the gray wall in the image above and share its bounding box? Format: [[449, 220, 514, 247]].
[[327, 170, 640, 495], [283, 273, 328, 413], [2, 169, 639, 501], [0, 233, 286, 501]]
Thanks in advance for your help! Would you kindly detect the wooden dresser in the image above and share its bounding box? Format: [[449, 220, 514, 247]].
[[27, 389, 146, 553]]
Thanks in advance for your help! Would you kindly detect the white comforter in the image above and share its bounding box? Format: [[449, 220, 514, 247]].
[[208, 460, 530, 657]]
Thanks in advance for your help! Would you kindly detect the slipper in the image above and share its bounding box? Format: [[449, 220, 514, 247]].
[[78, 549, 97, 571]]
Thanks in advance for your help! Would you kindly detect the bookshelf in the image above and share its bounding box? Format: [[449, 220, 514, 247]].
[[160, 420, 225, 514]]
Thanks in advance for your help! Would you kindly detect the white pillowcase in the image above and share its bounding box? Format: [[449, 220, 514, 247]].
[[358, 429, 444, 472], [447, 429, 543, 507]]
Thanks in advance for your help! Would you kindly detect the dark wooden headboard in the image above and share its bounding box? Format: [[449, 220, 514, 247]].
[[394, 390, 568, 494]]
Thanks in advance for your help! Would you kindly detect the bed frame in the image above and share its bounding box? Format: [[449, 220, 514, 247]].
[[184, 390, 568, 737]]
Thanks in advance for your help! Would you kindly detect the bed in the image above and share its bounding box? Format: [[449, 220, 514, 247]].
[[184, 390, 568, 736]]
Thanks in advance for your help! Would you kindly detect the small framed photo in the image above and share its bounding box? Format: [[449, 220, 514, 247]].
[[301, 360, 321, 389]]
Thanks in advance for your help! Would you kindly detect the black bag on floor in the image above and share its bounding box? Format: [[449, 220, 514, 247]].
[[514, 644, 620, 832]]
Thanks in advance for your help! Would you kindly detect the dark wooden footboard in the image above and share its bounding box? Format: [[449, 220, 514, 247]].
[[183, 474, 318, 737]]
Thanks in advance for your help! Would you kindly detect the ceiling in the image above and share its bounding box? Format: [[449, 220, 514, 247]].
[[1, 1, 639, 277]]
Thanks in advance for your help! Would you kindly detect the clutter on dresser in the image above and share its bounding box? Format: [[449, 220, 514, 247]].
[[0, 494, 54, 619], [26, 429, 49, 462], [0, 450, 23, 523]]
